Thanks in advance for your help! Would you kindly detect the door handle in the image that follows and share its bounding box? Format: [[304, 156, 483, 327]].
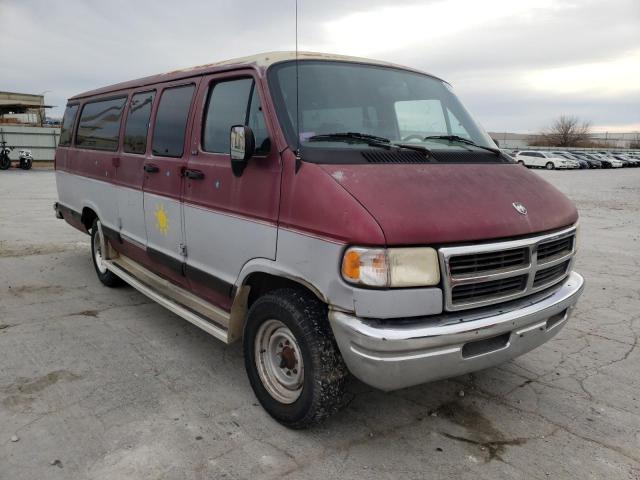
[[184, 169, 205, 180], [144, 164, 159, 173]]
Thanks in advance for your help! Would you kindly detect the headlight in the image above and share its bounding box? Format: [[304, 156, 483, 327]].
[[341, 247, 440, 287]]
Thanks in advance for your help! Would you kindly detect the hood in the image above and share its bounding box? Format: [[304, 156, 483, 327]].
[[320, 163, 578, 245]]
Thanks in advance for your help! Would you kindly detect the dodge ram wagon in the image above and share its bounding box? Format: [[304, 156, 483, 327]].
[[54, 52, 584, 428]]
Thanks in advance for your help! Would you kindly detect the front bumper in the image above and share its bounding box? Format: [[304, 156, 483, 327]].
[[329, 271, 584, 391]]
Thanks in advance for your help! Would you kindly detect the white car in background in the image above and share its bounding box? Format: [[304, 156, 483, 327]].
[[514, 150, 580, 169]]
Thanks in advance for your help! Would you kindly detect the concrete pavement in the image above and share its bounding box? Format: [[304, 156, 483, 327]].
[[0, 168, 638, 479]]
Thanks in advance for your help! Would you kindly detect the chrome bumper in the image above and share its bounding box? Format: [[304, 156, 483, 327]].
[[329, 271, 584, 391]]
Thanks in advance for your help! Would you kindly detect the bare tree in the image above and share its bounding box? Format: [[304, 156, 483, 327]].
[[535, 115, 592, 147]]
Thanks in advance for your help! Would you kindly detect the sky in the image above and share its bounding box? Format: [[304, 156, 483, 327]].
[[1, 0, 638, 133]]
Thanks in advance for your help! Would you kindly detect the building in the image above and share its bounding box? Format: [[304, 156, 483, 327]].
[[489, 132, 532, 149], [489, 131, 640, 150], [0, 91, 54, 126]]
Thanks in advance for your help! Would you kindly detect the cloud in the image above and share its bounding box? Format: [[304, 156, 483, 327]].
[[1, 0, 638, 131], [524, 50, 640, 96]]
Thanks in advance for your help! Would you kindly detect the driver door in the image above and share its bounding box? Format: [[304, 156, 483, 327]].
[[182, 71, 281, 309]]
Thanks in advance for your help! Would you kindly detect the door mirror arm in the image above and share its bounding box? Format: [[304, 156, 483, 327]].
[[230, 125, 255, 177]]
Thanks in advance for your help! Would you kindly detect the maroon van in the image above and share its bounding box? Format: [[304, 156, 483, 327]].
[[54, 52, 584, 428]]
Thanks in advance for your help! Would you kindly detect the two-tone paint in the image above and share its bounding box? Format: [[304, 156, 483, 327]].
[[55, 52, 584, 392]]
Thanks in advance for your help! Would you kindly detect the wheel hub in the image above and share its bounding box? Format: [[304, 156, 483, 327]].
[[278, 345, 297, 370]]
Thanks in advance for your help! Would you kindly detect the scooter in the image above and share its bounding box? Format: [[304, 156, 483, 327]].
[[18, 149, 33, 170], [0, 141, 13, 170]]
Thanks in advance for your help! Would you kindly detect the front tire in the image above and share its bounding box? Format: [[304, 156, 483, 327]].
[[243, 288, 348, 428], [0, 156, 10, 170], [91, 219, 123, 287], [545, 162, 555, 170], [20, 158, 32, 170]]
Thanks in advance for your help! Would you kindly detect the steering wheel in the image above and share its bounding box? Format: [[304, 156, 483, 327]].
[[401, 134, 424, 142]]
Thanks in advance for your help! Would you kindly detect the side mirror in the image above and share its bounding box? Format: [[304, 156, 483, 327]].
[[230, 125, 255, 177]]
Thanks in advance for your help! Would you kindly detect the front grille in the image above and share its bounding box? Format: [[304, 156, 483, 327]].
[[537, 236, 573, 262], [449, 247, 529, 275], [439, 226, 577, 311], [452, 275, 527, 305], [533, 260, 570, 287]]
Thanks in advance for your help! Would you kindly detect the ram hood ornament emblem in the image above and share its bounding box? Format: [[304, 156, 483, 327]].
[[512, 202, 528, 215]]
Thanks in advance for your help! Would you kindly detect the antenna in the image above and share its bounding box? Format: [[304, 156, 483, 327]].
[[295, 0, 302, 172]]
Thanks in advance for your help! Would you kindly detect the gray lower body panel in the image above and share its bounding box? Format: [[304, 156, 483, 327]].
[[329, 271, 584, 391]]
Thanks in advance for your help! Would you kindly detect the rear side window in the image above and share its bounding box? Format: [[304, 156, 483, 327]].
[[124, 91, 155, 154], [76, 97, 127, 151], [58, 104, 78, 146], [203, 78, 270, 155], [152, 85, 195, 157]]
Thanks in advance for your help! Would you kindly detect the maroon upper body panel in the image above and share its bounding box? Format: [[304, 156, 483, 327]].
[[279, 151, 385, 245], [57, 52, 578, 266], [318, 163, 578, 245]]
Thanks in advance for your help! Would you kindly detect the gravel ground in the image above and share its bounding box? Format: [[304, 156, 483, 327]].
[[0, 167, 638, 480]]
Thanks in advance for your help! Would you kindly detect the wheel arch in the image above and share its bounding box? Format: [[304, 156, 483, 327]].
[[227, 261, 329, 344], [80, 206, 97, 233]]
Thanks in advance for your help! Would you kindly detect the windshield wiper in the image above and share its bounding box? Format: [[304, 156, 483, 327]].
[[423, 135, 501, 156], [309, 132, 393, 148], [309, 132, 432, 157]]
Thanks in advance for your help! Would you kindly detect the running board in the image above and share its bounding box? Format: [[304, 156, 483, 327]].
[[104, 256, 231, 343]]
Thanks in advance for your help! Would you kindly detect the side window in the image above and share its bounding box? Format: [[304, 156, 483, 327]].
[[247, 86, 271, 154], [123, 91, 155, 154], [202, 78, 253, 153], [152, 84, 195, 157], [76, 97, 126, 151], [58, 104, 78, 146]]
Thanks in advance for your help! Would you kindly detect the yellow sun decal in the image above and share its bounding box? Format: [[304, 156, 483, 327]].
[[154, 204, 169, 236]]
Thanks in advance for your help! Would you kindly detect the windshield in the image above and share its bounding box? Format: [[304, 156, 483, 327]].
[[268, 60, 500, 163]]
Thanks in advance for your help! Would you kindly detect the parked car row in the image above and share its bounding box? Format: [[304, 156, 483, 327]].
[[504, 149, 640, 169]]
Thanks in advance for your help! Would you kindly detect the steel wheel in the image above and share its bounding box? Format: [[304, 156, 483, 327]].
[[254, 319, 304, 404], [243, 288, 347, 427], [92, 220, 108, 274]]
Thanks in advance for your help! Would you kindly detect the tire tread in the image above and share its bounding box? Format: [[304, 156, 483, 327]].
[[244, 288, 348, 428]]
